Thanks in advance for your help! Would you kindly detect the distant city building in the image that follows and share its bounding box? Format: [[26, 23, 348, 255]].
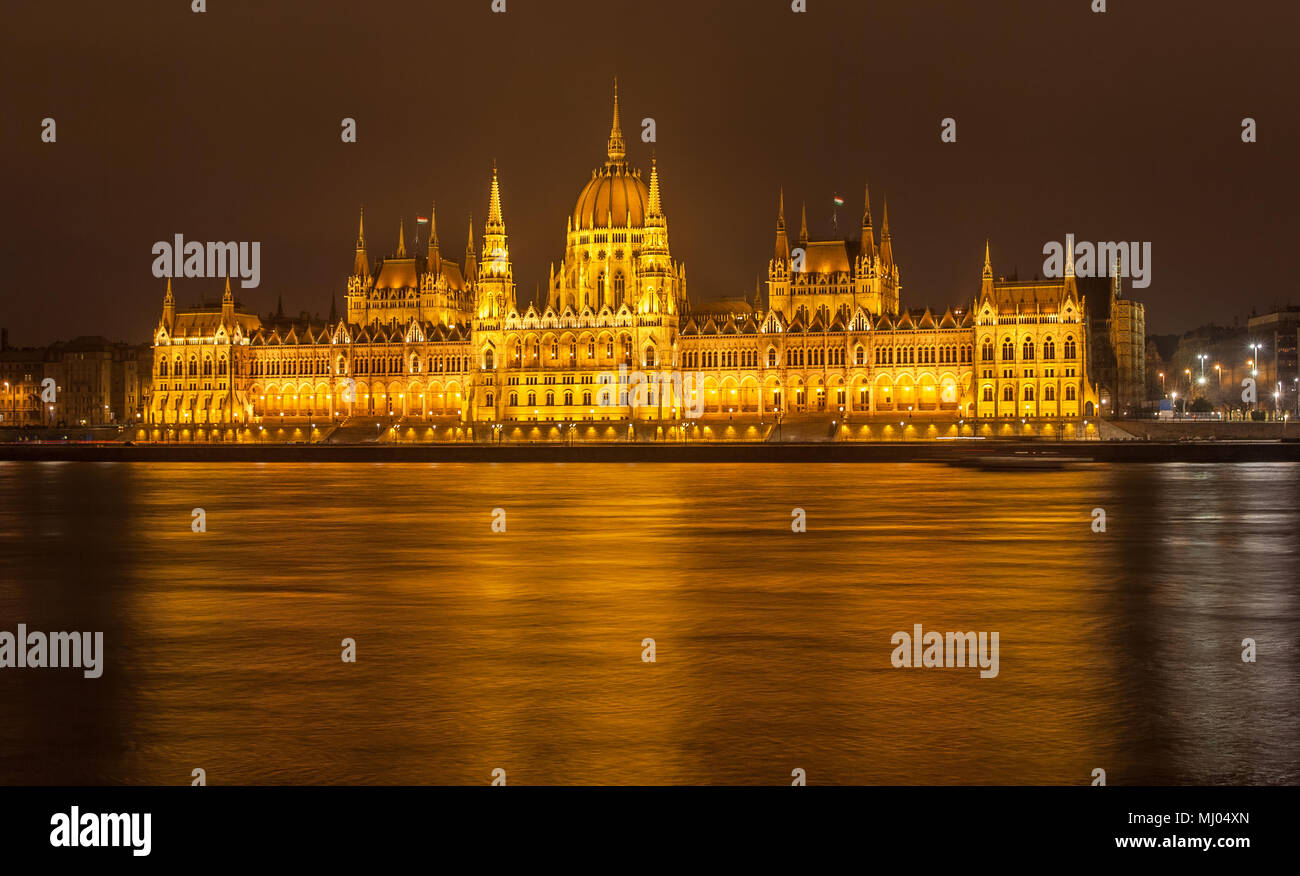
[[145, 86, 1102, 433], [1246, 307, 1300, 415], [0, 330, 150, 426]]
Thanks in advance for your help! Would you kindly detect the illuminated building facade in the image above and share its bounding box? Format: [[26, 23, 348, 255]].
[[146, 86, 1100, 435]]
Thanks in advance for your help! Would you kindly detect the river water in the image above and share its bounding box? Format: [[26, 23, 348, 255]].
[[1, 461, 1297, 785]]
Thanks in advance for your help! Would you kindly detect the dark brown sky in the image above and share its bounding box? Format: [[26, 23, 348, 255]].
[[3, 0, 1296, 345]]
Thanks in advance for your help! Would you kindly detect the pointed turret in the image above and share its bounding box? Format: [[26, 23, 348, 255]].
[[799, 201, 809, 246], [607, 78, 626, 163], [162, 277, 175, 330], [647, 156, 663, 215], [486, 161, 505, 233], [427, 201, 440, 276], [396, 219, 407, 258], [221, 275, 234, 324], [770, 189, 789, 262], [464, 214, 477, 283], [983, 239, 993, 280], [880, 197, 894, 266], [860, 182, 876, 263], [353, 207, 369, 277]]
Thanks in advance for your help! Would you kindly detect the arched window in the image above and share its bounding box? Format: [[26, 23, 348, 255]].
[[587, 340, 595, 359], [613, 272, 625, 300], [485, 392, 494, 407], [189, 356, 198, 376], [1043, 337, 1056, 360], [645, 347, 656, 367], [606, 340, 614, 359], [509, 392, 518, 406], [768, 348, 777, 368], [981, 340, 994, 362], [550, 341, 558, 360], [1065, 385, 1077, 401], [1063, 336, 1077, 359], [527, 392, 536, 406], [1022, 338, 1035, 360], [564, 391, 573, 406], [411, 355, 420, 373], [218, 357, 227, 376], [1044, 386, 1056, 401], [159, 359, 169, 376], [982, 385, 993, 402], [484, 349, 494, 370], [1024, 386, 1035, 401], [1002, 386, 1015, 401], [545, 392, 555, 406], [1001, 338, 1014, 360], [583, 391, 591, 405]]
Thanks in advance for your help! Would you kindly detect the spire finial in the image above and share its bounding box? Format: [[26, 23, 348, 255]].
[[983, 239, 993, 279], [881, 197, 891, 237], [357, 207, 366, 248], [397, 218, 406, 258], [607, 79, 626, 163], [488, 162, 503, 226], [778, 189, 786, 229], [164, 276, 173, 300], [862, 182, 872, 228], [648, 155, 662, 214], [223, 275, 232, 300], [799, 201, 808, 244]]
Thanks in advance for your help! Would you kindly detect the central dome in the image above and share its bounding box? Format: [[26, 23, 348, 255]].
[[573, 164, 649, 231]]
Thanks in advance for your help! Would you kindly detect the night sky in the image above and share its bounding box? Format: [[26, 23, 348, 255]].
[[3, 0, 1296, 346]]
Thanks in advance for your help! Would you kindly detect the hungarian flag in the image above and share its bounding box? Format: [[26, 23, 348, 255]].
[[832, 195, 844, 208], [416, 216, 429, 225]]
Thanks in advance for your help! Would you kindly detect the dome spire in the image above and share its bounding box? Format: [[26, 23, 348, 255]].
[[607, 78, 626, 163]]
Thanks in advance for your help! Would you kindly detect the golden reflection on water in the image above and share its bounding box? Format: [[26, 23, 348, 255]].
[[0, 462, 1297, 785]]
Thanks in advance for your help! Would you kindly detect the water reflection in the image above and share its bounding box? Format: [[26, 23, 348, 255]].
[[0, 462, 1296, 784]]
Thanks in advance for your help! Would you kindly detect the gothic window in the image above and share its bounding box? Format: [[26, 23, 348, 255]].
[[1024, 386, 1035, 401], [982, 340, 994, 362], [768, 348, 777, 368], [218, 357, 227, 376], [1063, 336, 1077, 359], [509, 392, 518, 406], [528, 392, 536, 407], [587, 340, 595, 359], [159, 359, 168, 376], [189, 357, 198, 376], [645, 347, 656, 367], [545, 392, 554, 406], [411, 355, 420, 373], [486, 393, 494, 407], [1065, 385, 1077, 401], [564, 391, 573, 406], [613, 273, 625, 299], [1045, 386, 1056, 401], [583, 391, 591, 406], [484, 350, 494, 370], [606, 340, 613, 359], [551, 341, 558, 360], [983, 386, 994, 402], [1043, 337, 1056, 360], [1002, 385, 1015, 402], [1001, 338, 1014, 360]]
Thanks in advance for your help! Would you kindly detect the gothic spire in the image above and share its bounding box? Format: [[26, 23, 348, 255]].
[[983, 239, 993, 279], [647, 156, 662, 214], [607, 79, 626, 163], [799, 201, 808, 246], [353, 207, 369, 277], [397, 219, 407, 258]]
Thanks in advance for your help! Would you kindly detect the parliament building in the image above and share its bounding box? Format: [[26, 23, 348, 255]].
[[145, 86, 1109, 442]]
